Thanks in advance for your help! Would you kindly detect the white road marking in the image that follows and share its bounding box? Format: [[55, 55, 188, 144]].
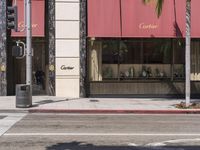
[[163, 138, 200, 144], [4, 133, 200, 136], [127, 143, 139, 146], [146, 138, 200, 147], [0, 113, 27, 137], [146, 142, 167, 146]]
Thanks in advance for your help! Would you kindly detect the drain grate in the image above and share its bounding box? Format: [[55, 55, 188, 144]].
[[89, 99, 99, 102]]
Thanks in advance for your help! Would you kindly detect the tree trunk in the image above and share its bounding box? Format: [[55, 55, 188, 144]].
[[185, 0, 191, 106]]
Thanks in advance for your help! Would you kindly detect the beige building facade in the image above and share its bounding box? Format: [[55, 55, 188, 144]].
[[55, 0, 80, 97]]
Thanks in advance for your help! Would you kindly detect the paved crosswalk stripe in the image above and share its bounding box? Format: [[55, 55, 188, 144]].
[[0, 113, 27, 136], [4, 133, 200, 136]]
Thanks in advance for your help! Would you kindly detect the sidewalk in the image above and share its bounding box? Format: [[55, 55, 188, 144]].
[[0, 96, 200, 114]]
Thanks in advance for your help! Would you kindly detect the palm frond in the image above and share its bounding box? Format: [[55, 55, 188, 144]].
[[156, 0, 164, 17], [143, 0, 164, 18], [142, 0, 151, 4]]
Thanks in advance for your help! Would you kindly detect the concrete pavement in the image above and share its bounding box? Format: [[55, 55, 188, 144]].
[[1, 113, 200, 150], [0, 96, 200, 113]]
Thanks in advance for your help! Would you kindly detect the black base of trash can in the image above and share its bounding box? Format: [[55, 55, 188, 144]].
[[16, 84, 32, 108]]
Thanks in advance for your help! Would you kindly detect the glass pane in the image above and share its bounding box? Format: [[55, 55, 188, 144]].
[[102, 40, 119, 64], [88, 38, 174, 82], [102, 40, 119, 80], [190, 39, 200, 81], [173, 39, 185, 64], [89, 40, 103, 81], [120, 40, 141, 64], [143, 39, 172, 64], [173, 39, 185, 80]]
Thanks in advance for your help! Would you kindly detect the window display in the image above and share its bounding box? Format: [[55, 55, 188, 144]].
[[89, 38, 185, 82]]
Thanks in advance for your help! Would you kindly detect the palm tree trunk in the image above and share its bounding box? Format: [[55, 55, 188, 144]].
[[185, 0, 191, 106]]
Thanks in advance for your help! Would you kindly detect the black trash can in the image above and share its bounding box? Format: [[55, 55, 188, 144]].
[[16, 84, 32, 108]]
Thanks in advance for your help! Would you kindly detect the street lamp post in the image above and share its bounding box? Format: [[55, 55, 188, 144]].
[[185, 0, 191, 107], [26, 0, 32, 102]]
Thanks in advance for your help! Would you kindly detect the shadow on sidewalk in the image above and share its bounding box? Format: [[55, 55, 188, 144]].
[[35, 99, 68, 105]]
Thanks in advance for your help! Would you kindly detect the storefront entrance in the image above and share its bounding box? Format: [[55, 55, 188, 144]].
[[87, 0, 200, 98], [7, 38, 47, 95]]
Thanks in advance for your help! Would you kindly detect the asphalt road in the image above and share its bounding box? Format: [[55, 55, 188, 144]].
[[0, 113, 200, 150]]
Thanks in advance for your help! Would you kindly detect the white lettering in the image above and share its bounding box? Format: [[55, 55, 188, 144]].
[[18, 21, 38, 29]]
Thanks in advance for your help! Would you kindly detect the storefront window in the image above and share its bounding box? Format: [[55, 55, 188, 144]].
[[191, 39, 200, 81], [173, 39, 185, 80], [101, 41, 119, 80], [143, 39, 172, 64], [120, 40, 141, 64], [173, 39, 185, 64], [102, 41, 119, 64], [89, 38, 185, 81]]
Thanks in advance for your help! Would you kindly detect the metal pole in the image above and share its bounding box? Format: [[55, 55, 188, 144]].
[[185, 0, 191, 107], [26, 0, 32, 97]]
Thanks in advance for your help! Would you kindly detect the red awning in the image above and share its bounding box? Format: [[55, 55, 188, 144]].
[[87, 0, 121, 37], [87, 0, 199, 38], [191, 0, 200, 38], [121, 0, 185, 37], [12, 0, 44, 37]]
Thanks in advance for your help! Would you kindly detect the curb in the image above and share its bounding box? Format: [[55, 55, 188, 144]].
[[28, 109, 200, 114], [0, 109, 28, 113]]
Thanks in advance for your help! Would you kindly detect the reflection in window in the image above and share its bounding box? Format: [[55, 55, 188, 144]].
[[143, 39, 172, 64], [102, 41, 119, 64], [173, 39, 185, 64], [120, 40, 141, 64]]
